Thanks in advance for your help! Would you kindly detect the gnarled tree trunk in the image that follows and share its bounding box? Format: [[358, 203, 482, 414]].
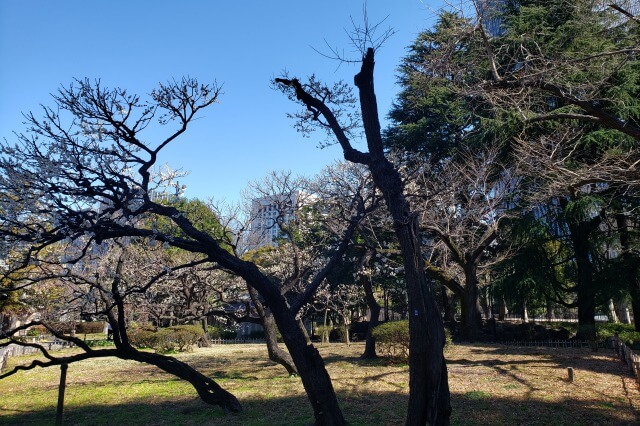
[[355, 49, 451, 425], [248, 286, 297, 376], [270, 301, 346, 425]]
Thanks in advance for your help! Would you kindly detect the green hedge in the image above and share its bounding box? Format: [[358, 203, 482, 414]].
[[372, 320, 410, 361], [129, 325, 204, 354], [372, 320, 452, 362]]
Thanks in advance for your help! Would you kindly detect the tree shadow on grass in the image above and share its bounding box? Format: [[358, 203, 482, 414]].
[[453, 343, 630, 376], [1, 389, 637, 426]]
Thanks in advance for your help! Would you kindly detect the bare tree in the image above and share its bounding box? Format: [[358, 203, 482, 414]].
[[412, 147, 518, 339], [0, 238, 243, 411], [0, 77, 367, 424], [239, 164, 377, 374], [276, 46, 452, 424]]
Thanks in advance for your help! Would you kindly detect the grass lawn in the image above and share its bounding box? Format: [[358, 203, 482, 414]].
[[0, 342, 638, 425]]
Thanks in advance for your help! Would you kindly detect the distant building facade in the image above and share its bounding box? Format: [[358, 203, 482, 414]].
[[247, 192, 300, 249]]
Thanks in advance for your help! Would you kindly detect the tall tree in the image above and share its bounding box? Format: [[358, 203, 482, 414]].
[[276, 45, 452, 425]]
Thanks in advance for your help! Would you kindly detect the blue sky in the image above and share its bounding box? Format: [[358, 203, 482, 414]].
[[1, 1, 444, 204]]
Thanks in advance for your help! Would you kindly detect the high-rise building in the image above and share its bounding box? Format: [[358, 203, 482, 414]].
[[247, 193, 299, 249]]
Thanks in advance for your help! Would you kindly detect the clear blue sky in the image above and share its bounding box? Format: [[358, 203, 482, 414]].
[[1, 1, 444, 204]]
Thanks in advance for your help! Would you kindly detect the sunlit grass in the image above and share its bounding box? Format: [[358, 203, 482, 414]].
[[0, 343, 638, 425]]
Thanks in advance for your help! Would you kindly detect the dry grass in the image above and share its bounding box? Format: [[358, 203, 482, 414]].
[[0, 343, 638, 425]]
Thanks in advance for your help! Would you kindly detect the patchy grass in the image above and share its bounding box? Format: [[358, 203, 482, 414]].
[[0, 343, 638, 425]]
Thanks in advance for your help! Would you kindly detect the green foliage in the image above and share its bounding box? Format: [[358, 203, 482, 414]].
[[596, 323, 640, 347], [372, 320, 410, 362], [618, 330, 640, 348], [129, 325, 204, 354], [206, 325, 222, 339], [385, 11, 490, 162], [148, 197, 232, 253]]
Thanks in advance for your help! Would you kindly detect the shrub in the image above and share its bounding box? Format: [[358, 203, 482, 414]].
[[129, 325, 203, 354], [128, 326, 158, 349], [596, 323, 635, 340], [76, 321, 106, 334], [618, 330, 640, 348], [372, 320, 409, 362], [444, 327, 453, 349], [167, 325, 204, 352]]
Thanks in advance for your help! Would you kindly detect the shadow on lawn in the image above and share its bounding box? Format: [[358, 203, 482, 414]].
[[458, 344, 629, 376], [0, 389, 637, 426]]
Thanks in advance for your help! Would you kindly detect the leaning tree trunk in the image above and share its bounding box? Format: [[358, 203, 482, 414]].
[[109, 294, 240, 412], [248, 286, 298, 375], [270, 299, 346, 425], [360, 248, 380, 359], [275, 46, 450, 424]]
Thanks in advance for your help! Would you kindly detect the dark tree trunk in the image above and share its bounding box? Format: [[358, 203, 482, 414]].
[[561, 198, 600, 336], [441, 287, 456, 323], [354, 48, 451, 425], [617, 213, 640, 332], [248, 286, 298, 376], [355, 49, 451, 425], [108, 266, 241, 413], [275, 47, 450, 424], [461, 264, 482, 341], [359, 248, 380, 359], [569, 221, 597, 332], [271, 302, 346, 425]]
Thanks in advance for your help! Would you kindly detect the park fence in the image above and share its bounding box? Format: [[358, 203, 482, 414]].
[[611, 335, 640, 385], [497, 340, 605, 348], [209, 338, 266, 345], [0, 341, 70, 373]]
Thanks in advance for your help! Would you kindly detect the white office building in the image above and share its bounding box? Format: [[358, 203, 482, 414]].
[[247, 193, 300, 249]]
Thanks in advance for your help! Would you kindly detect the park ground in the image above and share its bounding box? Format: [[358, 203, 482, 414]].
[[0, 342, 638, 425]]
